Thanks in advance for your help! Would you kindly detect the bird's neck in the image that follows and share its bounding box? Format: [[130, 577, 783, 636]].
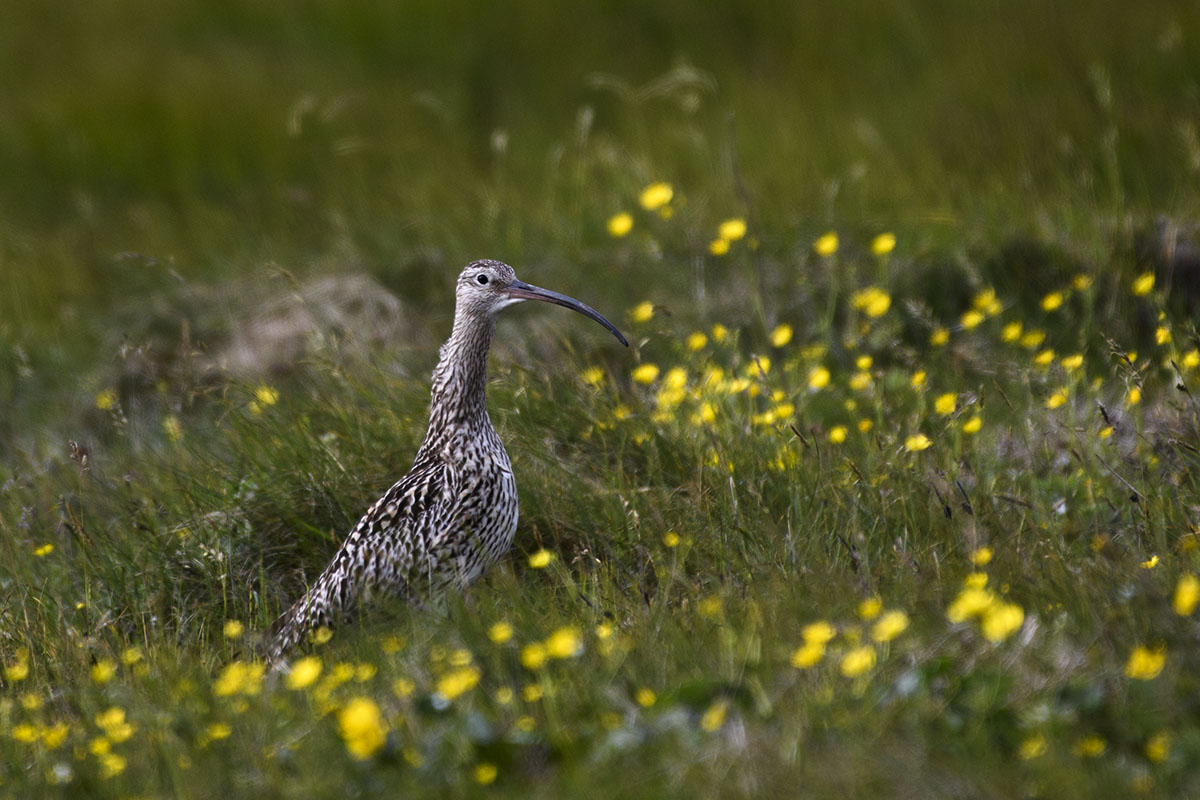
[[426, 310, 497, 436]]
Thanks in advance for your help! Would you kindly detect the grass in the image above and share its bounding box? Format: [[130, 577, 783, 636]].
[[3, 1, 1200, 797]]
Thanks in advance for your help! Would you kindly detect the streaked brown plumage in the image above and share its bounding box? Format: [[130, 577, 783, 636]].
[[269, 260, 626, 662]]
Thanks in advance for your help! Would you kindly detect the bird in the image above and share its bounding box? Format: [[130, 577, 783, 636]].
[[268, 259, 627, 662]]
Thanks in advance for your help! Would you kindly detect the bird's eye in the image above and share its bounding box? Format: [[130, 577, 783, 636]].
[[476, 274, 489, 285]]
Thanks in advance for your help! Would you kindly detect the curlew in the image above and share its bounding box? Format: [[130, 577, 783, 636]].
[[269, 260, 627, 661]]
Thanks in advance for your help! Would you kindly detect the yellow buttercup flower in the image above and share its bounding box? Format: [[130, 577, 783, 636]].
[[285, 656, 323, 690], [528, 549, 554, 569], [1125, 645, 1166, 680], [871, 232, 896, 255], [814, 231, 839, 256], [630, 301, 654, 323], [770, 324, 793, 347], [929, 328, 950, 347], [962, 415, 982, 434], [607, 212, 633, 237], [338, 698, 388, 759], [870, 610, 909, 642], [904, 434, 932, 452], [1041, 292, 1063, 311], [934, 393, 956, 415], [719, 218, 747, 241], [808, 366, 831, 390], [828, 425, 848, 444], [1131, 272, 1155, 296], [708, 238, 730, 256], [839, 645, 876, 677], [639, 182, 674, 211], [960, 310, 985, 329], [1173, 574, 1200, 616]]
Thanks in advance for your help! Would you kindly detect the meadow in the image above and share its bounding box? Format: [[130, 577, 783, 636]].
[[3, 1, 1200, 797]]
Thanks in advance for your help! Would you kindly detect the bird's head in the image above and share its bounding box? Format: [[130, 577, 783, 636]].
[[455, 259, 628, 346]]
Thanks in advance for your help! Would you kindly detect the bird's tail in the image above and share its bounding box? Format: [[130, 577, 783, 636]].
[[267, 562, 357, 667]]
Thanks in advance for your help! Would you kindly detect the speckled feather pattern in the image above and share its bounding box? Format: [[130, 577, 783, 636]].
[[269, 261, 526, 662]]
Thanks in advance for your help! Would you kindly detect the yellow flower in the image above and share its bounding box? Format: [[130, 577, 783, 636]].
[[285, 656, 323, 690], [858, 418, 873, 433], [1033, 349, 1055, 366], [95, 389, 118, 411], [41, 723, 70, 749], [33, 543, 54, 557], [802, 621, 836, 644], [790, 642, 825, 668], [1156, 325, 1171, 345], [1073, 735, 1107, 758], [607, 212, 633, 237], [770, 324, 793, 347], [545, 627, 583, 659], [212, 660, 265, 697], [870, 610, 909, 642], [946, 587, 995, 623], [1125, 644, 1166, 679], [934, 393, 956, 415], [1060, 353, 1084, 370], [808, 366, 831, 390], [962, 415, 982, 434], [871, 233, 896, 255], [1131, 272, 1155, 296], [711, 323, 728, 342], [12, 723, 40, 743], [528, 549, 555, 569], [970, 547, 993, 566], [581, 366, 605, 387], [1098, 425, 1114, 439], [814, 231, 839, 256], [474, 762, 499, 785], [1146, 731, 1172, 764], [980, 602, 1025, 642], [1073, 273, 1094, 290], [254, 385, 279, 407], [1127, 386, 1142, 407], [708, 238, 730, 256], [849, 371, 872, 391], [95, 708, 135, 743], [5, 658, 29, 682], [973, 288, 1002, 316], [1019, 734, 1047, 760], [91, 659, 116, 685], [206, 722, 231, 740], [1046, 389, 1068, 409], [338, 698, 388, 760], [719, 218, 747, 241], [686, 331, 708, 351], [436, 666, 481, 700], [98, 752, 127, 779], [839, 645, 876, 677], [747, 356, 771, 378], [488, 621, 514, 644], [910, 370, 926, 389], [828, 426, 848, 444], [700, 699, 728, 732], [630, 301, 654, 323], [1183, 349, 1200, 369], [663, 531, 680, 548], [632, 363, 660, 384], [1141, 555, 1159, 569], [960, 310, 985, 329], [1041, 292, 1063, 311], [639, 182, 674, 210], [1173, 574, 1200, 616], [312, 626, 334, 645], [223, 620, 245, 640], [520, 643, 547, 670], [964, 572, 988, 589], [635, 688, 657, 707], [851, 286, 891, 317], [1001, 321, 1023, 342], [857, 597, 883, 620], [929, 327, 950, 346], [904, 434, 932, 452]]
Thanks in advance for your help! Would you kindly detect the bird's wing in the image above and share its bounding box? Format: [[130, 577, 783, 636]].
[[269, 453, 457, 660]]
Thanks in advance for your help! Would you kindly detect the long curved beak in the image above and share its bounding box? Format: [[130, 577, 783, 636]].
[[506, 279, 629, 346]]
